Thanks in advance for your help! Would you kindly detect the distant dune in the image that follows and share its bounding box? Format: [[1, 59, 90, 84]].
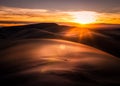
[[0, 23, 120, 57]]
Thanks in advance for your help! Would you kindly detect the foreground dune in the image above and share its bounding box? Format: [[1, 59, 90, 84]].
[[0, 39, 120, 86]]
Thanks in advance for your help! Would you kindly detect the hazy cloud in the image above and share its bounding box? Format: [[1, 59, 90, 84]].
[[0, 6, 120, 25], [0, 6, 48, 14]]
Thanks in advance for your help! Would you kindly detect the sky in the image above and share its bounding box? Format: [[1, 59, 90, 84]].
[[0, 0, 120, 26]]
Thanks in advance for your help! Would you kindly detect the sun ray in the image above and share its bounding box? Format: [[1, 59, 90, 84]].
[[64, 27, 94, 40]]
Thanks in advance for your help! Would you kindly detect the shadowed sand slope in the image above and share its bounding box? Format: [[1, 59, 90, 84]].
[[0, 23, 120, 57], [0, 39, 120, 86]]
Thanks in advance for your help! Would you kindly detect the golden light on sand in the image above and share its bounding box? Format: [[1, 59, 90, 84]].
[[72, 11, 97, 24], [64, 27, 93, 40]]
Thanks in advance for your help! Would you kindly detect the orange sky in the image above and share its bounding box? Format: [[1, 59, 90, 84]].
[[0, 6, 120, 26]]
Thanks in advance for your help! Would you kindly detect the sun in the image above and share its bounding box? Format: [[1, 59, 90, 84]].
[[73, 11, 97, 24]]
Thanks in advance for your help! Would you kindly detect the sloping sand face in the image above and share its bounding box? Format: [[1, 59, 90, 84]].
[[0, 39, 120, 86]]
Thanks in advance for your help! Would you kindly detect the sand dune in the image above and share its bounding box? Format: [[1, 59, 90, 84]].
[[0, 39, 120, 86], [0, 23, 120, 86]]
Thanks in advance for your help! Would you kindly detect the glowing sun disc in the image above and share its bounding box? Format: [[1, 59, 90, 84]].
[[73, 11, 97, 24]]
